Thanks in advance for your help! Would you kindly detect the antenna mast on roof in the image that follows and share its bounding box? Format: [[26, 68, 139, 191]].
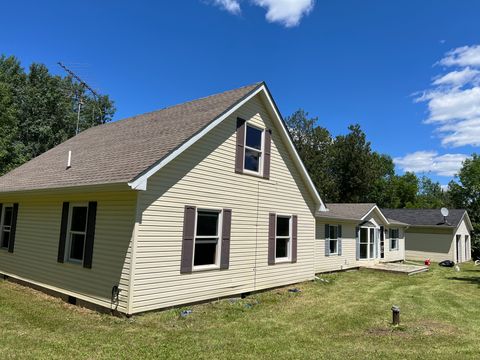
[[57, 62, 100, 135]]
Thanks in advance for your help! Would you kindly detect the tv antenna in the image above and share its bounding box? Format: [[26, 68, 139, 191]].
[[57, 62, 100, 135]]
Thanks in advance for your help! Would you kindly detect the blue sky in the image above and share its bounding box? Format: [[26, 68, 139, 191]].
[[2, 1, 480, 185]]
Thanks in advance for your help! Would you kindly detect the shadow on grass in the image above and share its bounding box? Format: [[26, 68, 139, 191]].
[[448, 277, 480, 287]]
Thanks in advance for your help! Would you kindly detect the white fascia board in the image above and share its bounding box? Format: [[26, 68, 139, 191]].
[[127, 85, 264, 191], [361, 205, 390, 225], [128, 84, 327, 212]]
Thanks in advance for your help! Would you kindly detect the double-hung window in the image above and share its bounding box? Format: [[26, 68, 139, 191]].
[[329, 225, 338, 254], [1, 205, 13, 249], [244, 124, 264, 174], [390, 228, 399, 251], [66, 204, 88, 263], [194, 210, 221, 268], [276, 215, 291, 261]]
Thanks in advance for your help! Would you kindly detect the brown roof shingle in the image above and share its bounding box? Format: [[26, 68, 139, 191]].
[[0, 83, 262, 193]]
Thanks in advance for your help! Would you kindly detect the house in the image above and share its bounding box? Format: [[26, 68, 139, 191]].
[[382, 209, 473, 263], [0, 82, 327, 315], [315, 204, 408, 273]]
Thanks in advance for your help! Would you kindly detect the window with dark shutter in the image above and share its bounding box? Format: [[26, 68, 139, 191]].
[[220, 209, 232, 269], [1, 203, 19, 253], [83, 201, 97, 269], [235, 118, 246, 174], [8, 203, 18, 253], [180, 205, 196, 274], [57, 202, 70, 263], [263, 129, 272, 180]]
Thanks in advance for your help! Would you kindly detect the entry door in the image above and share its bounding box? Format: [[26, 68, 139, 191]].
[[380, 226, 385, 259]]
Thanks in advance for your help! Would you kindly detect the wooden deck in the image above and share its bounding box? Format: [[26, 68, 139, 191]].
[[362, 262, 429, 276]]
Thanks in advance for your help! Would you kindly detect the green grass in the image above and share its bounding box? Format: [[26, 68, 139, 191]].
[[1, 263, 480, 359]]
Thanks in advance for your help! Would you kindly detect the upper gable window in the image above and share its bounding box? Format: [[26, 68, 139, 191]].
[[244, 124, 264, 174]]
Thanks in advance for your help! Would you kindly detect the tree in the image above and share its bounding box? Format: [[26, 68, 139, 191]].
[[411, 176, 447, 209], [0, 55, 115, 175], [284, 110, 337, 201], [448, 154, 480, 259]]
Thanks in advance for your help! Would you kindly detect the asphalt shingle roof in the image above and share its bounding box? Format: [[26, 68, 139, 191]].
[[319, 203, 377, 220], [381, 208, 466, 227], [0, 83, 262, 193]]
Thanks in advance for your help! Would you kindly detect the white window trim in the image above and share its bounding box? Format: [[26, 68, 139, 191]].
[[65, 203, 89, 264], [0, 204, 13, 250], [390, 228, 399, 251], [275, 214, 292, 263], [243, 122, 265, 177], [328, 225, 339, 255], [192, 208, 223, 271], [359, 225, 377, 260]]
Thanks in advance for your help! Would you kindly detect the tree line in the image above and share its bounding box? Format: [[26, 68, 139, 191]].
[[0, 56, 477, 257], [285, 110, 479, 257]]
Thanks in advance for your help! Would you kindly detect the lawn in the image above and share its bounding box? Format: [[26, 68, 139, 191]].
[[1, 263, 479, 359]]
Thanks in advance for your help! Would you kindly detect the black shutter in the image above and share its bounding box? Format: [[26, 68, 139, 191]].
[[337, 225, 342, 256], [291, 215, 297, 263], [263, 129, 272, 180], [355, 226, 360, 260], [324, 224, 330, 256], [83, 202, 97, 269], [220, 209, 232, 269], [57, 202, 70, 263], [235, 118, 246, 173], [268, 213, 276, 265], [180, 205, 196, 274], [8, 203, 19, 253]]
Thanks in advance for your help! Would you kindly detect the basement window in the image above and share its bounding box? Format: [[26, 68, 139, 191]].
[[66, 204, 88, 263], [194, 210, 221, 268], [0, 205, 13, 249], [244, 124, 264, 174], [276, 215, 291, 261]]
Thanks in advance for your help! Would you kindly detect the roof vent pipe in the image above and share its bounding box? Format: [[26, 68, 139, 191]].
[[66, 151, 72, 169]]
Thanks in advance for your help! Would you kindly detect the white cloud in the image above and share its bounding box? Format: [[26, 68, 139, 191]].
[[206, 0, 315, 27], [439, 45, 480, 67], [432, 67, 480, 88], [415, 44, 480, 148], [394, 151, 468, 177], [211, 0, 241, 14], [252, 0, 314, 27]]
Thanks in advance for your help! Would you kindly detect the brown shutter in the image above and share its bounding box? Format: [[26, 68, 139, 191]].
[[83, 201, 97, 269], [220, 209, 232, 269], [8, 203, 19, 253], [263, 129, 272, 180], [235, 118, 246, 173], [57, 202, 70, 263], [180, 205, 196, 274], [268, 213, 276, 265], [291, 215, 297, 263]]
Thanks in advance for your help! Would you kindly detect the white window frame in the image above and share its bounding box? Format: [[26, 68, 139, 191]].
[[328, 225, 339, 255], [193, 208, 223, 271], [275, 214, 292, 263], [359, 226, 376, 260], [65, 203, 89, 264], [243, 123, 265, 176], [0, 204, 14, 250], [390, 228, 399, 251]]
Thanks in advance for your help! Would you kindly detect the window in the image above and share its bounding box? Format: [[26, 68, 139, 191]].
[[359, 227, 376, 259], [1, 205, 13, 249], [244, 124, 264, 174], [194, 210, 221, 267], [329, 225, 338, 254], [276, 215, 291, 260], [66, 204, 88, 262], [390, 228, 399, 250]]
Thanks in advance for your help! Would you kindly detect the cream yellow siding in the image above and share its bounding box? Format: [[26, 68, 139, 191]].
[[0, 186, 136, 312], [315, 213, 405, 273], [132, 94, 317, 313]]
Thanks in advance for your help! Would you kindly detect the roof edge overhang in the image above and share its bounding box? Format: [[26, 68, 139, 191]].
[[0, 181, 131, 196], [127, 82, 327, 211]]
